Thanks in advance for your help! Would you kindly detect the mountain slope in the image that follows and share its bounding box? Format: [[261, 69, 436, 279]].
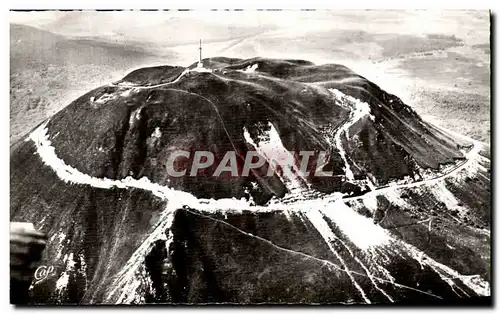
[[10, 57, 490, 304]]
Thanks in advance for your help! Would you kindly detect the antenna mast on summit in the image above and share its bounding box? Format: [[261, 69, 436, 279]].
[[198, 39, 202, 64]]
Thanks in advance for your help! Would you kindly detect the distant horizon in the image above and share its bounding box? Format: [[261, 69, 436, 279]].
[[9, 10, 490, 90], [10, 10, 489, 45]]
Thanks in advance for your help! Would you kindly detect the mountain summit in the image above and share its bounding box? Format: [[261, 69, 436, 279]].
[[10, 57, 490, 304]]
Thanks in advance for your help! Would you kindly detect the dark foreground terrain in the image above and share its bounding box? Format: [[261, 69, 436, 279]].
[[10, 57, 490, 304]]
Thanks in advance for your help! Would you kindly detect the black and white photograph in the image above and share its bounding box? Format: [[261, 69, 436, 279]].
[[8, 9, 492, 305]]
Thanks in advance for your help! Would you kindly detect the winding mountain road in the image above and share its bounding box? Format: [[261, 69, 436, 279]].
[[28, 71, 488, 213]]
